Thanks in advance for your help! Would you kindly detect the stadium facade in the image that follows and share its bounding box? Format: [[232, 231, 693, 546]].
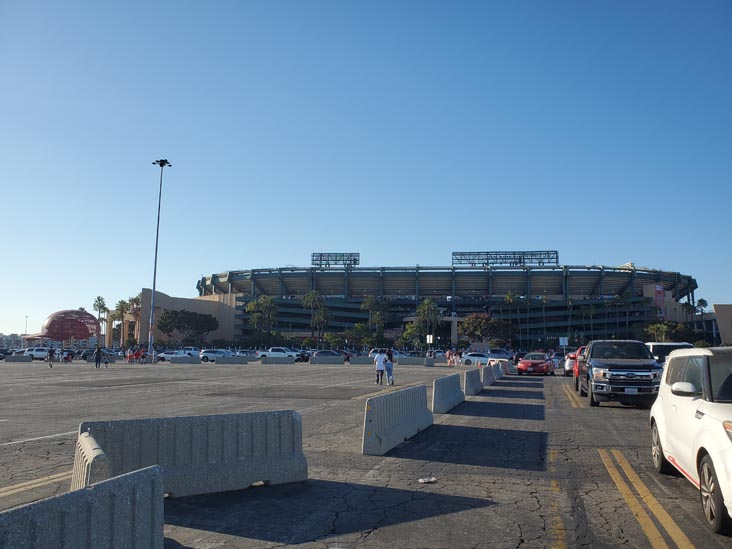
[[193, 254, 699, 348]]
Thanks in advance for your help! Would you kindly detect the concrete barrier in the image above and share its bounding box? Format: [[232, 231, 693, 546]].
[[309, 356, 345, 365], [170, 356, 202, 365], [362, 386, 433, 456], [72, 410, 308, 498], [481, 364, 496, 386], [493, 362, 502, 380], [71, 432, 110, 490], [261, 356, 295, 364], [395, 357, 424, 366], [214, 356, 250, 364], [4, 355, 32, 362], [464, 368, 483, 396], [432, 374, 464, 414], [349, 356, 375, 365], [0, 466, 163, 548], [424, 357, 435, 367]]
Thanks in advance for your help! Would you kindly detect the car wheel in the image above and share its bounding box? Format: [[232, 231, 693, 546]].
[[158, 357, 165, 361], [700, 454, 732, 534], [589, 381, 599, 406], [464, 358, 472, 366], [651, 421, 673, 474], [517, 371, 523, 375], [579, 378, 587, 396], [202, 356, 209, 362]]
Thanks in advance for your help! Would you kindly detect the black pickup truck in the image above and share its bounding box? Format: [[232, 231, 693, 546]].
[[578, 340, 662, 408]]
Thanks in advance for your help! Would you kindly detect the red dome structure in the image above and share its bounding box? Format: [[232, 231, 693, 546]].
[[41, 310, 100, 341]]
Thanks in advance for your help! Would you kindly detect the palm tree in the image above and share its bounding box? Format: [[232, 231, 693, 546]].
[[696, 298, 708, 335], [93, 296, 108, 347], [504, 291, 515, 324], [114, 300, 130, 347], [681, 302, 695, 322], [566, 298, 574, 342], [540, 295, 548, 343], [302, 290, 325, 338]]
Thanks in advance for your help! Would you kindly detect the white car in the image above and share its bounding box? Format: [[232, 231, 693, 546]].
[[200, 349, 231, 362], [462, 352, 489, 366], [157, 350, 191, 362], [24, 347, 51, 360], [650, 347, 732, 533]]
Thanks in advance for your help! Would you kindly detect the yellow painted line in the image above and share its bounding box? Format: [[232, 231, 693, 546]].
[[598, 449, 669, 549], [0, 471, 72, 498], [562, 385, 579, 409], [547, 449, 567, 549], [611, 450, 695, 549], [352, 381, 423, 400]]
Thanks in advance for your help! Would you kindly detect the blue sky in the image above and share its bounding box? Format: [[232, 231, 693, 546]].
[[1, 1, 730, 335]]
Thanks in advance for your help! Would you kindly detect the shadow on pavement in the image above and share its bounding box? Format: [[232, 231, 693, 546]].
[[478, 389, 545, 400], [449, 400, 545, 421], [491, 379, 545, 389], [389, 424, 548, 471], [164, 479, 494, 545]]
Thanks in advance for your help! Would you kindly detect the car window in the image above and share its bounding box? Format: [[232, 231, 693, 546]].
[[591, 342, 652, 360], [665, 357, 687, 386], [682, 356, 704, 393], [709, 356, 732, 403]]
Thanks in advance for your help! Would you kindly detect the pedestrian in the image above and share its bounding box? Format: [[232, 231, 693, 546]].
[[446, 349, 453, 367], [47, 348, 55, 368], [385, 349, 395, 385], [93, 347, 102, 369], [140, 349, 146, 364], [133, 348, 141, 364], [373, 349, 386, 385]]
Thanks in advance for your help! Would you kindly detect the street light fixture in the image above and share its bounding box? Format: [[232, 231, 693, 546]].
[[149, 159, 172, 357]]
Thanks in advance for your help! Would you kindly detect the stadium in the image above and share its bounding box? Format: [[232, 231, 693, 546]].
[[188, 251, 701, 348]]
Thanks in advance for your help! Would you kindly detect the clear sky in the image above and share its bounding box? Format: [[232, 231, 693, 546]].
[[1, 1, 730, 336]]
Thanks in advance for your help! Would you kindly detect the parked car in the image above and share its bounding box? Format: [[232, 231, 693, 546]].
[[312, 349, 341, 357], [578, 340, 660, 408], [24, 347, 51, 360], [157, 350, 191, 362], [650, 347, 732, 533], [645, 342, 694, 364], [462, 352, 489, 366], [181, 347, 200, 357], [512, 352, 526, 365], [490, 348, 513, 360], [517, 352, 555, 375], [257, 347, 302, 361], [570, 346, 586, 385], [199, 349, 231, 362]]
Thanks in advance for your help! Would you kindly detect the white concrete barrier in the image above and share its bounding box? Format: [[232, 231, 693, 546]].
[[395, 357, 424, 366], [309, 356, 345, 365], [261, 356, 295, 364], [71, 432, 110, 491], [432, 374, 464, 414], [464, 368, 483, 396], [0, 466, 163, 548], [481, 364, 496, 386], [493, 362, 503, 380], [214, 356, 250, 364], [424, 357, 435, 367], [362, 386, 433, 456], [72, 410, 308, 498], [170, 356, 202, 365], [4, 355, 32, 362]]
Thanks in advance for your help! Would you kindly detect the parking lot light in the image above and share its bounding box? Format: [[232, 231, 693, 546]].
[[149, 159, 172, 357]]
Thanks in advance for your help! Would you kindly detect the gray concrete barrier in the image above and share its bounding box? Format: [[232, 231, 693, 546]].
[[261, 356, 295, 364], [214, 356, 250, 364], [349, 356, 375, 365], [395, 357, 423, 366], [0, 466, 163, 549], [464, 368, 483, 396], [309, 356, 345, 365], [362, 386, 433, 456], [481, 364, 496, 386], [72, 410, 308, 498], [424, 357, 435, 367], [432, 374, 464, 414], [4, 355, 32, 362], [170, 356, 202, 365], [71, 432, 110, 491], [493, 362, 503, 380]]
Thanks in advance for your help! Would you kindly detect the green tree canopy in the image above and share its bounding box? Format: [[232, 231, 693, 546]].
[[157, 309, 219, 344], [246, 296, 277, 335], [459, 313, 491, 342]]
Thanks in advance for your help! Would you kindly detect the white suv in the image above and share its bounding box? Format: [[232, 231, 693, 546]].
[[199, 349, 231, 362], [650, 347, 732, 533], [25, 347, 50, 360]]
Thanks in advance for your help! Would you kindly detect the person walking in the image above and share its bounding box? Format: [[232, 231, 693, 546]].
[[47, 348, 55, 368], [373, 349, 386, 385], [93, 347, 102, 369], [385, 349, 395, 385]]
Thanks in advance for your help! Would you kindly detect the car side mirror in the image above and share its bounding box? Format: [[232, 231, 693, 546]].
[[671, 381, 701, 397]]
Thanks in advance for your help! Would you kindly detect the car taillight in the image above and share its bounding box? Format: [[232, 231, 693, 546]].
[[723, 421, 732, 443]]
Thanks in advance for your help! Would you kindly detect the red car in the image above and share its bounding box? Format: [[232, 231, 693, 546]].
[[571, 346, 586, 392], [517, 352, 555, 375]]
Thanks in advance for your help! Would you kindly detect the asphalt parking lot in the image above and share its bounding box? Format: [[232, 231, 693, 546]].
[[1, 360, 729, 548]]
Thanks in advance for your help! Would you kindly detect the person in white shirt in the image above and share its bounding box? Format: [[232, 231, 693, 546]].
[[373, 349, 386, 385]]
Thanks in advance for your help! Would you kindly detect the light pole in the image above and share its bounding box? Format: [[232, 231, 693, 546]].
[[24, 316, 28, 348], [148, 159, 172, 358]]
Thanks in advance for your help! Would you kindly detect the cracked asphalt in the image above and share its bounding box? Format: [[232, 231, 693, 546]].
[[0, 360, 730, 548]]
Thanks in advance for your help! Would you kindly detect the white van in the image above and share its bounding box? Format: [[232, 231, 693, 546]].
[[644, 342, 693, 364]]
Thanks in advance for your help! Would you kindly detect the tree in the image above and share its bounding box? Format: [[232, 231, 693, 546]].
[[486, 319, 517, 348], [681, 302, 695, 322], [397, 322, 422, 349], [313, 308, 329, 342], [504, 291, 515, 324], [155, 309, 219, 344], [246, 296, 277, 336], [93, 296, 108, 345], [345, 323, 372, 350], [459, 313, 491, 342], [361, 296, 387, 340], [414, 299, 441, 342], [302, 291, 325, 338], [540, 295, 548, 343], [114, 300, 130, 347], [645, 322, 672, 342], [696, 298, 708, 333], [323, 332, 345, 349]]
